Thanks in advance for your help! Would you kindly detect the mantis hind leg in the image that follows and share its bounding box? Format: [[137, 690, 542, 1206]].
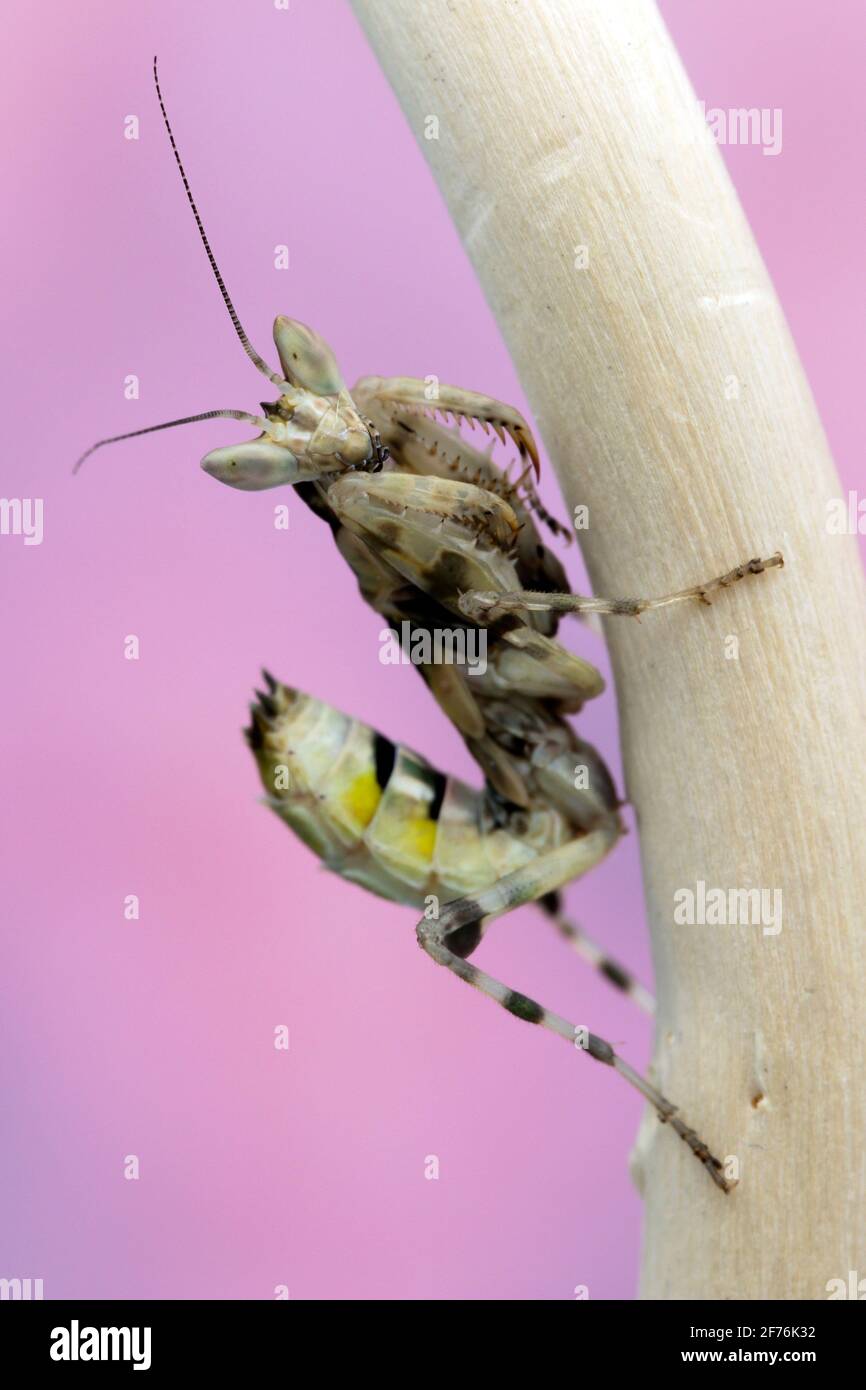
[[537, 891, 655, 1016], [416, 830, 732, 1193]]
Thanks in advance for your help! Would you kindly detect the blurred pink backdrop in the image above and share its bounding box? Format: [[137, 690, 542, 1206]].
[[1, 0, 863, 1299]]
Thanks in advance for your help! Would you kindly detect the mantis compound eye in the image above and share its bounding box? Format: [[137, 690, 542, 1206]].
[[200, 440, 307, 491], [273, 316, 348, 396]]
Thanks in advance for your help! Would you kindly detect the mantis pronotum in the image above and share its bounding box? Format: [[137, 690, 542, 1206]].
[[76, 60, 784, 1194]]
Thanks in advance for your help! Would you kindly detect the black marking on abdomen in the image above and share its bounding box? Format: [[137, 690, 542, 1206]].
[[428, 770, 447, 822], [374, 733, 396, 790], [504, 990, 544, 1025], [539, 890, 562, 916]]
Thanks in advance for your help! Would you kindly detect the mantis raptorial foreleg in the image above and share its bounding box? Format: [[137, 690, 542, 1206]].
[[353, 375, 541, 477]]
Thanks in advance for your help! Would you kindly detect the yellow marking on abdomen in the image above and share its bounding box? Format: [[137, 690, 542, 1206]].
[[343, 768, 382, 828], [396, 817, 437, 862]]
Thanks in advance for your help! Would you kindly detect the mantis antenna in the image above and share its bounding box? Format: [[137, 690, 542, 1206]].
[[73, 61, 287, 473], [72, 409, 269, 474], [152, 56, 288, 391]]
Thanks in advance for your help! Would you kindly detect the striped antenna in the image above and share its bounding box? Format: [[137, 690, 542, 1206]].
[[73, 408, 267, 474], [152, 56, 285, 389]]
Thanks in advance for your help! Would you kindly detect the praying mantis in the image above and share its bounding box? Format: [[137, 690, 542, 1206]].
[[76, 60, 783, 1193]]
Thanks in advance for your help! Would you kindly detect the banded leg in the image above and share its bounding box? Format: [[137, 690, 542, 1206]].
[[459, 552, 784, 623], [537, 891, 655, 1016], [417, 831, 731, 1192]]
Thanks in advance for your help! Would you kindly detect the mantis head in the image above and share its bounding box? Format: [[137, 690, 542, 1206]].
[[199, 318, 378, 492], [73, 61, 386, 488]]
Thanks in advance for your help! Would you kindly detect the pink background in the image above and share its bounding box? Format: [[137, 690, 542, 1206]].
[[2, 1, 863, 1300]]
